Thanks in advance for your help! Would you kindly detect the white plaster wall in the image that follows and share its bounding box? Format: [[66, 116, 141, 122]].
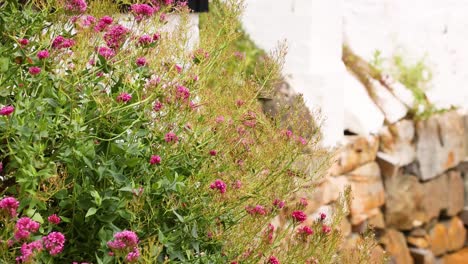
[[343, 0, 468, 110], [242, 0, 345, 147]]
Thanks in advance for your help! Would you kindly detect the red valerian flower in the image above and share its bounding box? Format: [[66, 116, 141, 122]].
[[299, 197, 308, 207], [65, 0, 87, 13], [0, 196, 19, 217], [268, 256, 280, 264], [322, 225, 332, 234], [52, 36, 75, 49], [149, 155, 161, 165], [136, 57, 147, 67], [97, 46, 115, 60], [176, 86, 190, 100], [37, 50, 50, 59], [164, 132, 179, 143], [131, 4, 156, 21], [19, 38, 29, 46], [104, 24, 129, 49], [15, 217, 40, 241], [273, 199, 285, 209], [291, 210, 307, 223], [48, 214, 61, 225], [246, 205, 267, 216], [319, 212, 327, 221], [138, 35, 153, 46], [116, 92, 132, 103], [297, 225, 314, 236], [210, 179, 227, 194], [43, 232, 66, 255], [0, 106, 15, 116], [94, 16, 113, 32], [29, 66, 41, 75]]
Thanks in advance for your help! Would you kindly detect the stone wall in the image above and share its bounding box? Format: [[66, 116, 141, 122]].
[[301, 111, 468, 263]]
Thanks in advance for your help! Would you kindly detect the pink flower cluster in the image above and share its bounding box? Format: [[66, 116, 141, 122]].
[[98, 46, 115, 59], [19, 38, 29, 46], [15, 217, 40, 241], [176, 85, 190, 100], [0, 105, 14, 116], [107, 230, 138, 250], [209, 179, 227, 194], [150, 155, 161, 165], [29, 67, 41, 75], [52, 36, 75, 49], [104, 24, 129, 49], [37, 50, 49, 60], [322, 225, 332, 234], [272, 199, 285, 209], [72, 15, 96, 28], [116, 92, 132, 103], [136, 57, 147, 67], [94, 16, 113, 32], [291, 210, 307, 223], [164, 132, 179, 143], [138, 35, 153, 46], [42, 231, 66, 255], [297, 226, 313, 236], [16, 240, 43, 263], [65, 0, 87, 13], [107, 230, 140, 262], [0, 196, 19, 217], [268, 256, 280, 264], [153, 101, 163, 111], [131, 4, 156, 21], [48, 214, 61, 225], [245, 205, 267, 216]]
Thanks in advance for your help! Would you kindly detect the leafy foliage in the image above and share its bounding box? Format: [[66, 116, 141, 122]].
[[0, 0, 378, 263]]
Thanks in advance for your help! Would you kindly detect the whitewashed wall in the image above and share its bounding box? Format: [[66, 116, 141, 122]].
[[242, 0, 468, 146], [343, 0, 468, 110], [242, 0, 345, 147]]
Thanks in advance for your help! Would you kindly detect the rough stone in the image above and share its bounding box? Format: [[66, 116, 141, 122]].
[[460, 207, 468, 226], [408, 235, 430, 249], [464, 114, 468, 158], [352, 219, 368, 234], [446, 171, 464, 216], [415, 111, 465, 181], [410, 248, 436, 264], [428, 223, 449, 256], [380, 229, 414, 264], [421, 174, 448, 221], [343, 71, 385, 136], [378, 119, 416, 166], [340, 217, 352, 238], [367, 209, 385, 229], [377, 154, 402, 179], [443, 248, 468, 264], [444, 217, 467, 252], [302, 176, 349, 214], [368, 78, 408, 123], [384, 174, 427, 230], [329, 135, 379, 176], [381, 74, 416, 109], [347, 162, 385, 224], [370, 245, 386, 264]]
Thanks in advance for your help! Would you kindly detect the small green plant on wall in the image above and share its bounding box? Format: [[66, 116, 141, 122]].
[[370, 50, 450, 120]]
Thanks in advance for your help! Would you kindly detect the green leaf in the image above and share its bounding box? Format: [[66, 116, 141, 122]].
[[85, 207, 98, 218], [0, 57, 9, 72], [173, 210, 185, 223]]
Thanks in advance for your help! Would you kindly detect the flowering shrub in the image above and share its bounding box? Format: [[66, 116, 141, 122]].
[[0, 0, 380, 263]]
